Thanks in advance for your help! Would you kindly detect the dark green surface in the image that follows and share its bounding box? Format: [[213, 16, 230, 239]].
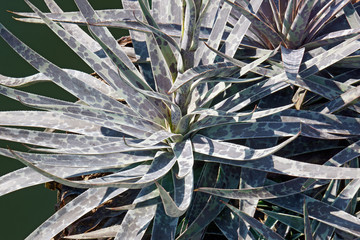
[[0, 1, 125, 239]]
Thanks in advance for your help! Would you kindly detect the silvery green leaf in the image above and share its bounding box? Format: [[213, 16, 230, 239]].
[[126, 130, 180, 148], [195, 154, 360, 179], [260, 210, 304, 233], [214, 207, 244, 240], [169, 63, 238, 94], [313, 179, 360, 239], [151, 203, 178, 240], [196, 178, 326, 200], [195, 0, 231, 65], [0, 111, 111, 137], [267, 194, 360, 238], [320, 85, 360, 114], [220, 0, 264, 57], [64, 225, 120, 239], [176, 164, 239, 239], [114, 185, 158, 240], [0, 24, 136, 116], [223, 202, 284, 240], [0, 126, 120, 149], [286, 0, 316, 48], [172, 139, 194, 178], [74, 0, 149, 89], [156, 169, 193, 217], [303, 199, 313, 240], [192, 133, 299, 161], [27, 187, 127, 239], [0, 147, 154, 168], [281, 46, 305, 80], [224, 0, 283, 47], [343, 3, 360, 29]]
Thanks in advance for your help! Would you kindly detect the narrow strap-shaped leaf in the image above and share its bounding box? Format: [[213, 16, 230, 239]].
[[221, 0, 264, 57], [172, 139, 194, 178], [169, 62, 238, 93], [224, 0, 283, 48], [0, 111, 109, 136], [64, 225, 120, 239], [151, 203, 179, 240], [195, 153, 360, 180], [214, 207, 245, 240], [267, 194, 360, 237], [26, 187, 127, 239], [32, 139, 169, 155], [343, 2, 360, 29], [262, 209, 305, 233], [286, 0, 316, 48], [156, 169, 193, 217], [74, 0, 149, 89], [196, 178, 327, 200], [195, 0, 231, 65], [223, 202, 285, 240], [206, 43, 279, 77], [0, 24, 136, 116], [0, 126, 119, 149], [126, 130, 181, 148], [192, 133, 299, 161], [1, 147, 154, 168], [303, 199, 313, 240], [320, 85, 360, 114], [176, 164, 240, 239], [281, 46, 305, 80], [313, 179, 360, 239], [114, 185, 158, 240]]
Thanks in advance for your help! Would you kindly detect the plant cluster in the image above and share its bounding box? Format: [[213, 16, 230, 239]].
[[1, 0, 360, 239]]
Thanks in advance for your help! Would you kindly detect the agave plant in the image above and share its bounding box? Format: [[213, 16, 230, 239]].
[[1, 0, 360, 239]]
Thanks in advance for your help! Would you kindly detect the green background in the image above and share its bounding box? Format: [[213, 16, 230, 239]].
[[0, 1, 125, 239]]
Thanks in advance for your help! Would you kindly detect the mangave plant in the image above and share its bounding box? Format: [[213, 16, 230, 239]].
[[1, 0, 360, 239]]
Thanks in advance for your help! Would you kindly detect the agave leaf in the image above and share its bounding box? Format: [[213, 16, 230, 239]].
[[195, 153, 360, 179], [156, 170, 193, 217], [286, 0, 316, 48], [281, 46, 305, 81], [220, 0, 264, 57], [0, 126, 121, 149], [32, 139, 169, 155], [0, 165, 104, 197], [0, 111, 113, 136], [0, 147, 154, 168], [320, 85, 360, 114], [25, 1, 168, 124], [267, 194, 360, 237], [223, 201, 284, 240], [299, 33, 360, 78], [224, 0, 283, 48], [172, 139, 194, 178], [27, 187, 127, 239], [127, 130, 180, 148], [176, 164, 240, 239], [343, 2, 360, 29], [195, 0, 231, 65], [303, 28, 360, 50], [169, 62, 238, 93], [10, 149, 174, 189], [192, 133, 299, 161], [114, 185, 158, 240], [43, 0, 117, 67], [303, 199, 313, 240], [214, 207, 245, 240], [181, 0, 197, 53], [0, 24, 136, 116], [198, 122, 301, 141], [151, 203, 179, 240], [187, 104, 294, 136], [204, 42, 279, 77], [313, 179, 360, 239], [196, 178, 327, 200], [64, 225, 120, 239], [261, 209, 305, 233], [74, 0, 149, 89]]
